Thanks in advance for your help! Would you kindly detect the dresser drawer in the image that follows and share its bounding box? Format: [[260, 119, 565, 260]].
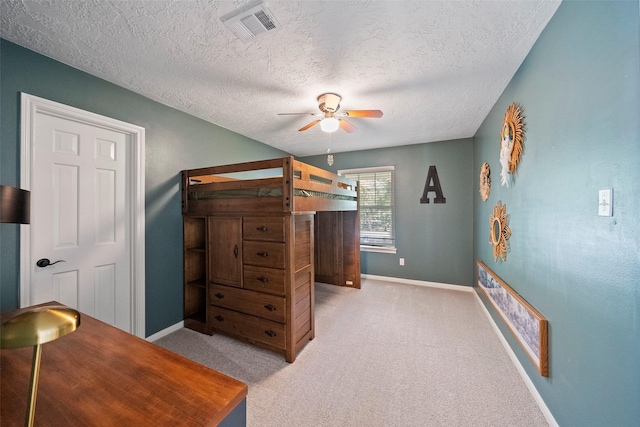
[[243, 265, 286, 296], [243, 241, 285, 268], [210, 284, 285, 323], [209, 306, 285, 350], [243, 217, 285, 242]]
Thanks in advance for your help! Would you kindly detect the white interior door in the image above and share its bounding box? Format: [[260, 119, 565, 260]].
[[20, 93, 146, 337], [32, 113, 131, 329]]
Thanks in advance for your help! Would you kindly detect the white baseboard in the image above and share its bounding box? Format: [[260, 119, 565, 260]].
[[146, 321, 184, 342], [361, 274, 473, 292], [473, 292, 558, 427]]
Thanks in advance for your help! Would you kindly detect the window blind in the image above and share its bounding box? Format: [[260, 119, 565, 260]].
[[342, 167, 395, 248]]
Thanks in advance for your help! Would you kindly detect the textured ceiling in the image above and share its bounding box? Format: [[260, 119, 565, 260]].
[[1, 0, 560, 157]]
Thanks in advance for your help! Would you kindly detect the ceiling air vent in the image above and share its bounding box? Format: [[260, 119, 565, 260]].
[[221, 1, 281, 42]]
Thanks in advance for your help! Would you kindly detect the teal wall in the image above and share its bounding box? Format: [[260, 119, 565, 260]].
[[0, 39, 288, 335], [302, 137, 474, 287], [473, 2, 640, 426]]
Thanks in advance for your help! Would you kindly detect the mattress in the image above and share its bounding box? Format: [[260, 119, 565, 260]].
[[190, 187, 356, 201]]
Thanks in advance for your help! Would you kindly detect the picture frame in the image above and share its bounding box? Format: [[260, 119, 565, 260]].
[[476, 260, 548, 376]]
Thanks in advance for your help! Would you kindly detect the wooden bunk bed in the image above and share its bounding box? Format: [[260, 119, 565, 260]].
[[181, 156, 360, 362]]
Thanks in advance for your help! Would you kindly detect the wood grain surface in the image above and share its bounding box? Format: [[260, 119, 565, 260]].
[[1, 303, 247, 426]]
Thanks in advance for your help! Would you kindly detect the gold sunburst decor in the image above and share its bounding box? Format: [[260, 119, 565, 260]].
[[489, 200, 511, 262], [479, 162, 491, 201], [499, 102, 525, 187]]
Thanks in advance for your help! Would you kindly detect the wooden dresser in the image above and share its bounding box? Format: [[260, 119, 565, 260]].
[[184, 213, 314, 362]]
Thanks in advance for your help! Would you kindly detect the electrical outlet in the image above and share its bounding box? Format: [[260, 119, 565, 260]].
[[399, 258, 405, 266]]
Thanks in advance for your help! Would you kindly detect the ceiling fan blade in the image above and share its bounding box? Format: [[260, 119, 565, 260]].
[[339, 119, 357, 133], [278, 112, 317, 116], [343, 110, 384, 118], [299, 120, 321, 132]]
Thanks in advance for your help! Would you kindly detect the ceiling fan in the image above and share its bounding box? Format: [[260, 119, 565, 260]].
[[278, 93, 383, 133]]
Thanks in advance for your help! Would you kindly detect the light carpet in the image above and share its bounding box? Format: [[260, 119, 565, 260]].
[[156, 278, 548, 427]]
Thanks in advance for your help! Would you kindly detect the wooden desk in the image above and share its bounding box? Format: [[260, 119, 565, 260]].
[[1, 303, 247, 426]]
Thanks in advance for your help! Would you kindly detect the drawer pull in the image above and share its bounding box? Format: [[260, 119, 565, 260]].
[[257, 276, 269, 283], [233, 244, 238, 258], [214, 293, 224, 299], [264, 330, 277, 338], [214, 315, 224, 322], [256, 226, 269, 232], [264, 304, 277, 312], [257, 252, 269, 257]]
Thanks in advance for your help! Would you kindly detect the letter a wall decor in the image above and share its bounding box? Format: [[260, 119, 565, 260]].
[[420, 165, 446, 204]]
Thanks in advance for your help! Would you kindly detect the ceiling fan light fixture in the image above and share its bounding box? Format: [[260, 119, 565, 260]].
[[279, 93, 382, 134], [320, 117, 339, 133]]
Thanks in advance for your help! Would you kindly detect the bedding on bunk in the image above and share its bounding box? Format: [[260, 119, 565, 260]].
[[190, 187, 356, 201]]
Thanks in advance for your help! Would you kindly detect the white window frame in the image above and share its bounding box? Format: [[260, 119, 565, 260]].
[[339, 166, 397, 254]]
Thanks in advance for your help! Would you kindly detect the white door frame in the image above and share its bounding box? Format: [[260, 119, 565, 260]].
[[20, 93, 146, 338]]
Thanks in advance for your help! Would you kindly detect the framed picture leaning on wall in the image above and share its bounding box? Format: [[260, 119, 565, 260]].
[[477, 260, 548, 376]]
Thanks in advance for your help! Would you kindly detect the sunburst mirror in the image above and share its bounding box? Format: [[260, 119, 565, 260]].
[[489, 200, 511, 262], [499, 102, 525, 187]]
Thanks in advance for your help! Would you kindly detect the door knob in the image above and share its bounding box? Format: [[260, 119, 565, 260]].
[[36, 258, 65, 268]]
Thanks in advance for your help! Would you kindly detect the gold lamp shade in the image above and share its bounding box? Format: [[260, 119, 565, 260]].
[[1, 306, 80, 348], [1, 306, 80, 427]]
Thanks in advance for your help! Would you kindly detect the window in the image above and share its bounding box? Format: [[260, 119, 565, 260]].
[[339, 166, 396, 253]]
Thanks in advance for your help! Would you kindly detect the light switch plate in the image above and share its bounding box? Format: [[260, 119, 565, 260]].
[[598, 188, 613, 217]]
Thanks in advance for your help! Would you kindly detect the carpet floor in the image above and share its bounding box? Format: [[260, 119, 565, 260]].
[[156, 278, 548, 426]]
